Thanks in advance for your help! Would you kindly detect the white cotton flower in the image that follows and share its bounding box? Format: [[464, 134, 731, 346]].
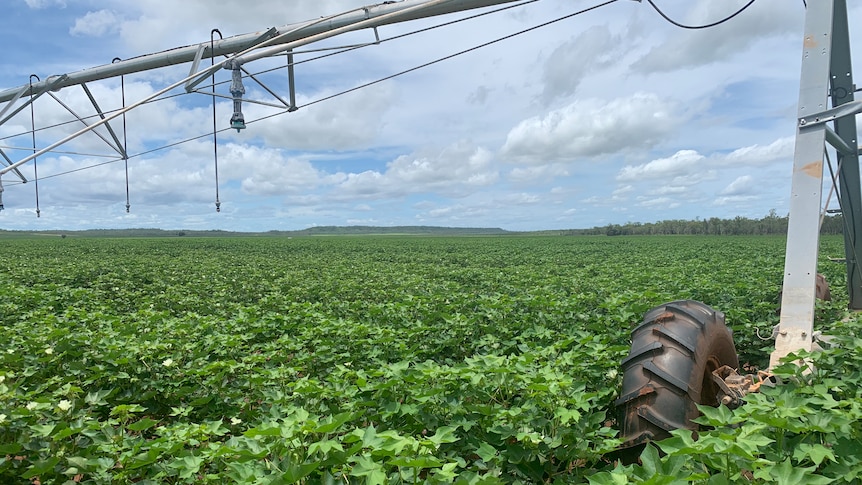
[[0, 414, 6, 423], [0, 375, 5, 384], [230, 417, 242, 425], [162, 358, 174, 367], [58, 400, 72, 412], [44, 348, 54, 355], [26, 402, 38, 410]]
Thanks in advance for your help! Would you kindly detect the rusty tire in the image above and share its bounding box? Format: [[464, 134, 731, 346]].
[[615, 300, 738, 454]]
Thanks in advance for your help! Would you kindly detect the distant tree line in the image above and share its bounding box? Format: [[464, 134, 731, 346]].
[[567, 210, 845, 236]]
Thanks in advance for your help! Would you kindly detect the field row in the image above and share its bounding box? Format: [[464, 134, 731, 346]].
[[1, 235, 858, 483]]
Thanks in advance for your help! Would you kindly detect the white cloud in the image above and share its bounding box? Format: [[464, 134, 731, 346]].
[[424, 203, 489, 221], [613, 185, 634, 197], [720, 175, 756, 196], [637, 196, 680, 209], [508, 164, 569, 183], [25, 0, 66, 8], [70, 10, 122, 37], [649, 185, 689, 196], [722, 137, 794, 166], [714, 194, 758, 206], [335, 141, 498, 200], [501, 93, 678, 164], [222, 145, 335, 196], [670, 169, 718, 187], [617, 150, 705, 182]]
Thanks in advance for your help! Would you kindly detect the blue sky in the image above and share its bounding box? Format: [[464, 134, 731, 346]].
[[0, 0, 859, 231]]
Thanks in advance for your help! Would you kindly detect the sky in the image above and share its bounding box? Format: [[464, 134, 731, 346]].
[[0, 0, 859, 232]]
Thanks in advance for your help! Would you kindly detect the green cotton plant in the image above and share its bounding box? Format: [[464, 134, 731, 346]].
[[621, 328, 862, 485], [0, 234, 858, 483]]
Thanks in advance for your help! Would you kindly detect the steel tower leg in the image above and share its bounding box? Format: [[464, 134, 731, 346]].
[[771, 0, 835, 368]]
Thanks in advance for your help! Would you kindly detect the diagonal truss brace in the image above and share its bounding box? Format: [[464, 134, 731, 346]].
[[81, 84, 128, 159], [0, 148, 27, 183]]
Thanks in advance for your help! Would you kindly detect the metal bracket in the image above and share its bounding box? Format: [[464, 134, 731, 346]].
[[185, 44, 208, 92], [0, 75, 68, 127], [185, 27, 278, 93], [824, 125, 857, 156], [711, 365, 778, 408], [798, 99, 862, 127]]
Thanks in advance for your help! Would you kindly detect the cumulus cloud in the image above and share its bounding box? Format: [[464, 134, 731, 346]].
[[25, 0, 66, 8], [501, 93, 678, 164], [722, 137, 794, 166], [334, 141, 498, 200], [221, 145, 334, 196], [607, 134, 793, 216], [637, 196, 681, 209], [714, 194, 758, 206], [508, 164, 570, 183], [613, 185, 634, 197], [649, 185, 689, 196], [719, 175, 756, 196], [617, 150, 705, 182], [29, 147, 214, 208], [70, 10, 122, 37]]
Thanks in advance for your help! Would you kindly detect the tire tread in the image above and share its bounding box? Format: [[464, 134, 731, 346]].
[[615, 300, 738, 454]]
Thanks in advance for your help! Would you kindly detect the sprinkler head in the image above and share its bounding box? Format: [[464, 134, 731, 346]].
[[230, 113, 246, 132]]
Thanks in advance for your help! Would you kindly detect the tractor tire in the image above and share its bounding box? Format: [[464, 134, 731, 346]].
[[615, 300, 738, 453]]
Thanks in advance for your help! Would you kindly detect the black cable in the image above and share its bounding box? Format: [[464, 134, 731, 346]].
[[646, 0, 757, 29]]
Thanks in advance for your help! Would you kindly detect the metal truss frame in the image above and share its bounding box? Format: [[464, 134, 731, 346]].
[[771, 0, 861, 367], [0, 0, 525, 179]]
